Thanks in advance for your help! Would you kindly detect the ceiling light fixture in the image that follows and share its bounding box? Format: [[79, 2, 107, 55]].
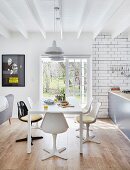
[[45, 40, 64, 55], [45, 0, 64, 61]]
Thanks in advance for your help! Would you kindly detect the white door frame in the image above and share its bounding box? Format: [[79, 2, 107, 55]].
[[39, 55, 92, 105]]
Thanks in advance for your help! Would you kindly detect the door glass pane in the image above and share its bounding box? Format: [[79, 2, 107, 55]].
[[42, 61, 66, 98]]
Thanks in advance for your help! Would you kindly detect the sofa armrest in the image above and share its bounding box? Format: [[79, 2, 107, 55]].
[[0, 94, 14, 125]]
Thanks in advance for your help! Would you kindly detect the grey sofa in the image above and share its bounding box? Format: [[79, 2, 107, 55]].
[[0, 94, 14, 125]]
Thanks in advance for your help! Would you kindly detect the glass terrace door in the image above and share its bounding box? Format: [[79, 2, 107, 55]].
[[40, 57, 89, 104]]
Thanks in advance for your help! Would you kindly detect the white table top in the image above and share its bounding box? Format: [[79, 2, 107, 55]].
[[29, 97, 83, 114]]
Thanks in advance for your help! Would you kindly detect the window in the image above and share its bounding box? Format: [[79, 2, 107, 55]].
[[41, 57, 88, 103]]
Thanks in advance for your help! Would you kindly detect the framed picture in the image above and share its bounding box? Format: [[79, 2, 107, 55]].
[[2, 54, 25, 87]]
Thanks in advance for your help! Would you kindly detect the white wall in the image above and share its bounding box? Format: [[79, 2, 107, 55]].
[[0, 32, 92, 117]]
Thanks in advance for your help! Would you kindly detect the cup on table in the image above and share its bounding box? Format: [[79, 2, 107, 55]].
[[44, 105, 48, 110]]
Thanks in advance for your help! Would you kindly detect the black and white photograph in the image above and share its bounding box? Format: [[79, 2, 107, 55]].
[[2, 54, 25, 86]]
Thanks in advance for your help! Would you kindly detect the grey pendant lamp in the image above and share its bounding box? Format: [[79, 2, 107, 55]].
[[45, 1, 64, 61], [45, 40, 64, 55]]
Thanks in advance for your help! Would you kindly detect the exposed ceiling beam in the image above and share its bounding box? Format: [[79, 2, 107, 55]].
[[0, 0, 28, 38], [93, 0, 125, 39], [25, 0, 46, 39], [112, 16, 130, 38], [77, 0, 91, 39], [58, 0, 63, 39], [0, 25, 10, 38]]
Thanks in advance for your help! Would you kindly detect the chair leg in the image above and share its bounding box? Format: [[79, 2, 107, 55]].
[[42, 152, 67, 161], [83, 138, 100, 144], [43, 148, 51, 154], [42, 155, 54, 161], [85, 124, 94, 139], [31, 136, 43, 140], [58, 147, 66, 153], [54, 153, 67, 160], [16, 136, 43, 145], [76, 135, 85, 140], [42, 134, 67, 161], [9, 118, 11, 125], [52, 134, 57, 154], [16, 137, 27, 142], [83, 124, 100, 144], [76, 125, 93, 131], [16, 137, 33, 145], [43, 147, 66, 154], [76, 124, 94, 140]]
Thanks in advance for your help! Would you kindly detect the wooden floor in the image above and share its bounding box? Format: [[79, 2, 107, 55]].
[[0, 118, 130, 170]]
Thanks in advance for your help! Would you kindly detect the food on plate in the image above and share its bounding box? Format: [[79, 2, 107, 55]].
[[60, 101, 69, 106]]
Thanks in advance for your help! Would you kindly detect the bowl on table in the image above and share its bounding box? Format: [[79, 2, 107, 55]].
[[44, 99, 54, 105]]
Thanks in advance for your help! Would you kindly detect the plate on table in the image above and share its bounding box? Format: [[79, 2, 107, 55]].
[[57, 100, 74, 108], [44, 99, 54, 105], [60, 101, 69, 106]]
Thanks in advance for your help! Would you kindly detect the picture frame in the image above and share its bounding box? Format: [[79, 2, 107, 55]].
[[2, 54, 25, 87]]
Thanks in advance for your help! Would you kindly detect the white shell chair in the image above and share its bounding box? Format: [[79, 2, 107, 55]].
[[76, 97, 93, 132], [76, 102, 101, 144], [27, 97, 43, 129], [41, 112, 69, 161]]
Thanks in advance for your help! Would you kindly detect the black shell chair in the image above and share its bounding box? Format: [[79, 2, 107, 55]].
[[16, 101, 43, 145]]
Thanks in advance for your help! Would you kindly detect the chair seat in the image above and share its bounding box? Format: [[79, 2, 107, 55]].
[[20, 114, 43, 123], [76, 115, 95, 124]]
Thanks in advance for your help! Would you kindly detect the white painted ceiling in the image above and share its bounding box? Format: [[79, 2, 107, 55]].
[[0, 0, 130, 39]]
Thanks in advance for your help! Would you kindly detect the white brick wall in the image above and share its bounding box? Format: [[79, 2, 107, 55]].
[[92, 33, 130, 118]]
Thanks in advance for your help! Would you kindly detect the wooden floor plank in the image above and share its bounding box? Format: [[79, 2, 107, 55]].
[[0, 118, 130, 170]]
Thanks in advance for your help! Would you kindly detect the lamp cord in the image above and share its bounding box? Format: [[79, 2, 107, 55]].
[[54, 0, 55, 33]]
